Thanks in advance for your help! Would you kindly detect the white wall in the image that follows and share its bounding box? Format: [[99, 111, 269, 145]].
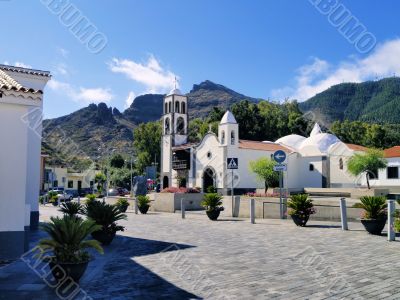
[[0, 102, 29, 232], [369, 157, 400, 187], [193, 134, 224, 189]]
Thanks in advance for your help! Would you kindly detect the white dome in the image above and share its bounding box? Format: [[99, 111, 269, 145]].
[[220, 110, 237, 124], [310, 123, 322, 136], [168, 88, 182, 96], [275, 134, 306, 150], [299, 133, 340, 153]]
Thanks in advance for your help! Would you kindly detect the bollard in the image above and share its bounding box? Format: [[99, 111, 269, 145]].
[[181, 199, 185, 219], [134, 198, 138, 214], [282, 198, 287, 219], [340, 198, 348, 231], [388, 200, 395, 241], [250, 198, 255, 224], [78, 196, 80, 205]]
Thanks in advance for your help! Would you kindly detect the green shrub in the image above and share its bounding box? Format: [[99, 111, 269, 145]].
[[206, 186, 217, 193], [59, 202, 83, 218], [83, 201, 127, 234], [201, 193, 223, 212], [39, 215, 103, 263], [39, 196, 44, 205], [115, 198, 129, 212], [137, 195, 150, 208], [287, 194, 316, 217], [353, 196, 387, 219]]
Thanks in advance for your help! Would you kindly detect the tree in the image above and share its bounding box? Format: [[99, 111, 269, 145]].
[[347, 149, 388, 189], [94, 172, 107, 193], [110, 154, 125, 168], [133, 121, 162, 173], [249, 158, 279, 193]]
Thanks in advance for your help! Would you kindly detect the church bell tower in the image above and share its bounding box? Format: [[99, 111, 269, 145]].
[[160, 82, 188, 189]]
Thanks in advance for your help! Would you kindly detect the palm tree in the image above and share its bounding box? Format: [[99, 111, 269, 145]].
[[347, 149, 387, 189], [59, 202, 83, 218]]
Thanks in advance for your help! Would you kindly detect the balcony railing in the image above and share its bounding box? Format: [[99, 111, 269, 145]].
[[172, 160, 188, 170]]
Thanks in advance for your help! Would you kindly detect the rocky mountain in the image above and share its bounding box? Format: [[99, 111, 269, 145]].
[[299, 77, 400, 126], [43, 77, 400, 167], [42, 80, 260, 165]]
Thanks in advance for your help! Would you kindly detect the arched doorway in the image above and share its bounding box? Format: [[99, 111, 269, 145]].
[[163, 176, 169, 189], [203, 168, 215, 192]]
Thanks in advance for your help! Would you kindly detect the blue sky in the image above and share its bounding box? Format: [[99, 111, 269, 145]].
[[1, 0, 400, 118]]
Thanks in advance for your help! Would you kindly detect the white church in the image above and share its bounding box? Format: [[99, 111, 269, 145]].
[[160, 88, 369, 194]]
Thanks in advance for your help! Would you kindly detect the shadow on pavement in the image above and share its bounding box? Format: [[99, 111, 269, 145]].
[[0, 229, 200, 300]]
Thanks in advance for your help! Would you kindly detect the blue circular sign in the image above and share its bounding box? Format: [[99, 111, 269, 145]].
[[273, 150, 286, 163]]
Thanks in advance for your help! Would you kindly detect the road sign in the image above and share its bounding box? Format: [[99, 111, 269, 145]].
[[273, 150, 286, 163], [273, 164, 287, 172], [227, 157, 238, 169]]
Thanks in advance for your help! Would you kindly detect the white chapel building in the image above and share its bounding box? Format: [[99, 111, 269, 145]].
[[160, 88, 368, 194]]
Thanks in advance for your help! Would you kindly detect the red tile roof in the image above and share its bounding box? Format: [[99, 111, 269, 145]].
[[384, 146, 400, 158], [239, 140, 291, 152], [345, 143, 368, 152]]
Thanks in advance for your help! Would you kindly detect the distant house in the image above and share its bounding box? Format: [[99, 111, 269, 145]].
[[367, 146, 400, 188], [44, 165, 96, 192], [0, 64, 50, 259]]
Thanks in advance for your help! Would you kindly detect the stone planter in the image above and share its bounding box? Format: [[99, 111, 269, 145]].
[[91, 230, 116, 245], [291, 214, 309, 227], [361, 217, 387, 235], [139, 205, 150, 214], [206, 210, 220, 221], [49, 260, 89, 283]]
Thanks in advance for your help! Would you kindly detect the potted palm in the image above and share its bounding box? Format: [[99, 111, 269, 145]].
[[137, 195, 151, 214], [59, 202, 83, 218], [48, 191, 59, 206], [38, 216, 103, 283], [287, 194, 316, 227], [115, 198, 130, 213], [83, 201, 127, 245], [353, 196, 387, 235], [202, 193, 224, 221]]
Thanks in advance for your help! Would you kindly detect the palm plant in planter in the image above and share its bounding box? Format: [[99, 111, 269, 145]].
[[83, 201, 127, 245], [48, 191, 59, 206], [59, 202, 83, 218], [38, 216, 103, 283], [287, 194, 316, 227], [353, 196, 387, 235], [115, 198, 130, 212], [201, 193, 224, 221], [137, 195, 151, 214]]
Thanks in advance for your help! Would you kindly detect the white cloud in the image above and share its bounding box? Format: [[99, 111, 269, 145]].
[[272, 38, 400, 101], [124, 91, 136, 109], [108, 55, 179, 93], [48, 79, 113, 104], [57, 47, 69, 58], [55, 63, 69, 76], [3, 61, 32, 69]]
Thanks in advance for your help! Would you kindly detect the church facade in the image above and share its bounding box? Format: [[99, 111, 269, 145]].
[[160, 88, 369, 194]]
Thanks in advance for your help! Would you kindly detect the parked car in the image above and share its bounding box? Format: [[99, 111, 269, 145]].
[[117, 187, 129, 196], [78, 188, 93, 197], [107, 189, 119, 196], [54, 190, 73, 202]]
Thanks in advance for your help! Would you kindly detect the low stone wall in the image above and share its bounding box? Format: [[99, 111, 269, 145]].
[[222, 196, 363, 221], [304, 187, 389, 198], [150, 193, 204, 213]]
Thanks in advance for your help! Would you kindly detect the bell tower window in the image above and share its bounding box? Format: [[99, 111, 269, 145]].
[[181, 102, 186, 114], [164, 102, 168, 114], [221, 130, 225, 144], [168, 102, 171, 113], [231, 131, 235, 145], [176, 117, 185, 135], [175, 101, 180, 113], [165, 117, 170, 135]]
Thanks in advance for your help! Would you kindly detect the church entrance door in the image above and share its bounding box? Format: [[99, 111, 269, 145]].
[[203, 168, 214, 193]]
